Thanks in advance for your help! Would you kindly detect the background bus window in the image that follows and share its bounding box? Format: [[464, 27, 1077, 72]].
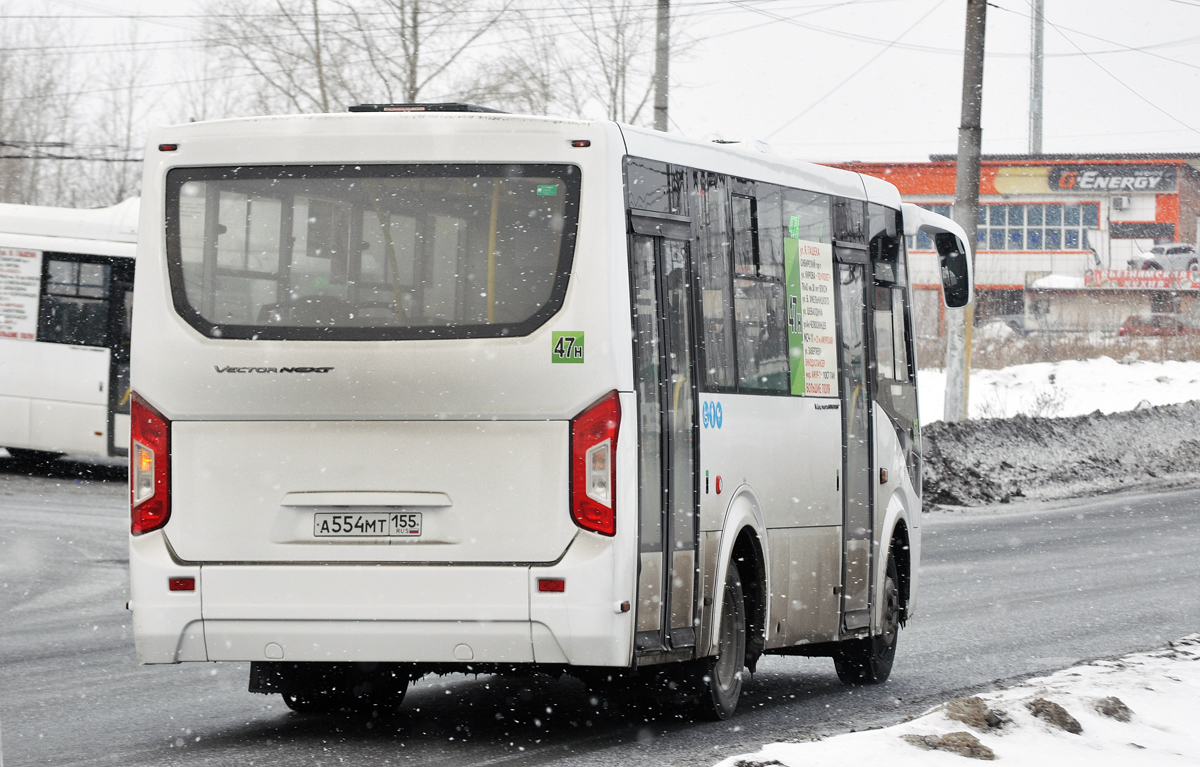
[[691, 171, 736, 390], [38, 259, 111, 347]]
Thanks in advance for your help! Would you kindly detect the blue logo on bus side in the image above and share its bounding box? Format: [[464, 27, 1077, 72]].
[[702, 401, 723, 429]]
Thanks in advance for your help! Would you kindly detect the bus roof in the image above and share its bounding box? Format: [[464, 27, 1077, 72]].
[[0, 198, 139, 246], [149, 111, 901, 209]]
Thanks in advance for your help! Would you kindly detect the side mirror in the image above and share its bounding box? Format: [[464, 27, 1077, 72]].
[[935, 232, 971, 309], [901, 203, 974, 309]]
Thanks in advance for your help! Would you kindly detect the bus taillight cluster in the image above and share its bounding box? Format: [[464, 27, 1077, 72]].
[[131, 393, 171, 536], [569, 391, 620, 536]]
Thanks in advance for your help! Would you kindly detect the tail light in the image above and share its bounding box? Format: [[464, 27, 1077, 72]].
[[131, 393, 171, 536], [570, 390, 620, 536]]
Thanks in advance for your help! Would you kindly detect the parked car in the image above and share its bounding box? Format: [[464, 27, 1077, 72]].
[[1127, 243, 1198, 271], [984, 313, 1028, 335], [1118, 313, 1200, 337]]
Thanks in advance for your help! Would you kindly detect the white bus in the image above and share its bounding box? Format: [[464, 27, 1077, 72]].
[[128, 106, 971, 719], [0, 199, 139, 462]]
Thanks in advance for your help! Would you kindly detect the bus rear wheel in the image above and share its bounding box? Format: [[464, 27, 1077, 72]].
[[694, 561, 747, 720], [277, 664, 409, 715], [833, 555, 900, 685]]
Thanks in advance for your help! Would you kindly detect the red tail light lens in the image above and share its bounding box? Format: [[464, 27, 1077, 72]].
[[570, 390, 620, 536], [131, 393, 171, 536]]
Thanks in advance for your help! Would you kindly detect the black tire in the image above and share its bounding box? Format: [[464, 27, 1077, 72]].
[[5, 448, 62, 465], [282, 690, 345, 714], [1143, 261, 1163, 271], [282, 668, 408, 714], [833, 555, 900, 685], [694, 561, 747, 720]]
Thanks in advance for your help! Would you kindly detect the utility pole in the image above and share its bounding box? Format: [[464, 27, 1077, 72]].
[[653, 0, 669, 132], [944, 0, 987, 423], [1029, 0, 1045, 154]]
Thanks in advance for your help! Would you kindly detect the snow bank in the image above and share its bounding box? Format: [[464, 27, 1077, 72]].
[[716, 636, 1200, 767], [921, 399, 1200, 506], [919, 357, 1200, 423]]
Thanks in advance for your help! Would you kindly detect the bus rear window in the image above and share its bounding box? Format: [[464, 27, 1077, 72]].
[[165, 164, 580, 340]]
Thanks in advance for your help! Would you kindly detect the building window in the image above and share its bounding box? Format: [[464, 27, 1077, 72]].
[[912, 202, 1099, 252]]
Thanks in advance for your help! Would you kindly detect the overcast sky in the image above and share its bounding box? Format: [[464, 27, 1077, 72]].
[[26, 0, 1200, 162]]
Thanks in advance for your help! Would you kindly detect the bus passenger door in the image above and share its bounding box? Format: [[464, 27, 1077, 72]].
[[836, 259, 874, 635], [630, 228, 699, 656]]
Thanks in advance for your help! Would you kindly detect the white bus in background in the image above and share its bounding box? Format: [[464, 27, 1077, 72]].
[[0, 199, 139, 462], [128, 105, 971, 719]]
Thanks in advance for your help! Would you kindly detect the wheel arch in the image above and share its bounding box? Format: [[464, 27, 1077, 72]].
[[707, 487, 768, 671], [876, 489, 916, 630]]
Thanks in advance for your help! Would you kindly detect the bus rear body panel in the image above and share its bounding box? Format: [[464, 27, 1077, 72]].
[[168, 418, 573, 564], [131, 115, 638, 668]]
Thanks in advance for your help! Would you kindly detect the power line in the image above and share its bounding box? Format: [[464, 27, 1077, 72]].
[[763, 0, 946, 140], [990, 3, 1200, 73], [1032, 2, 1200, 138], [0, 0, 782, 105]]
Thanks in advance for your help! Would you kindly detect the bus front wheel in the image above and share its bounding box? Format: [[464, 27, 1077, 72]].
[[833, 554, 900, 685], [695, 561, 747, 720]]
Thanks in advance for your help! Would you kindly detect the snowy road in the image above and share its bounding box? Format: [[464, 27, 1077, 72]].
[[2, 466, 1198, 767]]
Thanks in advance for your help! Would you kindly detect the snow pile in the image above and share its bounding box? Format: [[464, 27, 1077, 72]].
[[918, 357, 1200, 423], [921, 399, 1200, 506], [717, 636, 1200, 767]]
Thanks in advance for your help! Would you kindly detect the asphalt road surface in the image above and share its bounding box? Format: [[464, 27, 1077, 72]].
[[2, 458, 1198, 767]]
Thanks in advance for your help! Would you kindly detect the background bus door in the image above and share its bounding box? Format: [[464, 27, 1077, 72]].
[[836, 256, 874, 636], [630, 223, 699, 657], [107, 263, 134, 456]]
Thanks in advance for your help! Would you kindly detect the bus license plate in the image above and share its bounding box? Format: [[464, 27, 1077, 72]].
[[313, 512, 422, 538]]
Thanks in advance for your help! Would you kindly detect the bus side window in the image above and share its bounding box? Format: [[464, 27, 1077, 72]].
[[733, 188, 788, 393], [833, 198, 867, 244], [892, 287, 911, 383], [868, 205, 912, 385], [782, 189, 831, 244], [691, 171, 736, 390], [38, 258, 111, 347]]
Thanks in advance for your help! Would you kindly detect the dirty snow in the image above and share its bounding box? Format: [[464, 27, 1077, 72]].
[[919, 357, 1200, 423], [920, 399, 1200, 506], [717, 636, 1200, 767]]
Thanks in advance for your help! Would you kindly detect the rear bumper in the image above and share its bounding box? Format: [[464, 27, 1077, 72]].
[[129, 529, 634, 668]]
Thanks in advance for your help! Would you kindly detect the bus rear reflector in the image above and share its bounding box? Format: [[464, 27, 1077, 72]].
[[131, 393, 171, 536], [570, 391, 620, 536]]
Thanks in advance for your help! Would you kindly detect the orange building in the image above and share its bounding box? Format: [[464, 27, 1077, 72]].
[[828, 154, 1200, 320]]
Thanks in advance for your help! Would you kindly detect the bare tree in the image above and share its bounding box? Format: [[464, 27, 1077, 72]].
[[205, 0, 355, 114], [339, 0, 513, 104], [467, 0, 661, 124], [83, 22, 152, 205], [557, 0, 656, 124], [455, 6, 564, 115], [0, 12, 80, 205], [204, 0, 513, 114], [170, 39, 257, 124]]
